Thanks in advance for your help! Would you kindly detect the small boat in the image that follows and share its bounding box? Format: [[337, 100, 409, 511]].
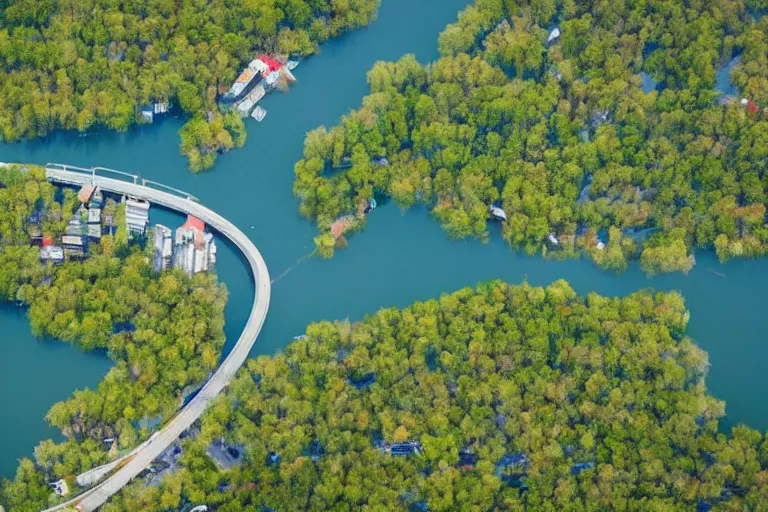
[[251, 106, 267, 122], [286, 60, 300, 71], [489, 204, 507, 221], [209, 240, 217, 264], [364, 197, 377, 213]]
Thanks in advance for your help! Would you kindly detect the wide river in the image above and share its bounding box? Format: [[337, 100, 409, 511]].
[[2, 0, 767, 478]]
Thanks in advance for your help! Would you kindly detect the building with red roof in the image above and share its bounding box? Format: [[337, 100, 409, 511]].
[[182, 215, 205, 233], [258, 55, 281, 73]]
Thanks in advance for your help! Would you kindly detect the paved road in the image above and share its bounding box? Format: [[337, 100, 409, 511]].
[[42, 166, 271, 511]]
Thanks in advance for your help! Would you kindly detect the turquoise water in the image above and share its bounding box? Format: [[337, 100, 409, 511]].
[[2, 0, 768, 478], [716, 55, 741, 96], [640, 71, 658, 93], [0, 306, 111, 477]]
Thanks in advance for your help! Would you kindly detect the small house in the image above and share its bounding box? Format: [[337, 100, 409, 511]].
[[153, 224, 173, 272], [248, 59, 269, 75], [40, 245, 64, 263], [264, 71, 280, 88], [125, 196, 150, 236], [87, 224, 102, 241], [390, 441, 422, 456], [62, 235, 85, 251], [87, 207, 101, 224], [50, 479, 69, 497], [236, 97, 257, 117], [140, 106, 154, 122], [29, 225, 43, 246], [257, 55, 281, 73], [78, 184, 95, 204], [66, 214, 86, 237]]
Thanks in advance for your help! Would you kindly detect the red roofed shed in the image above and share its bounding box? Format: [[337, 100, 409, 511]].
[[258, 55, 281, 73], [181, 215, 206, 249], [42, 236, 53, 247], [182, 215, 205, 232]]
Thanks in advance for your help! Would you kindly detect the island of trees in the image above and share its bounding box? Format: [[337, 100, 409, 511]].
[[0, 164, 227, 510], [0, 0, 380, 171], [293, 0, 768, 274], [13, 280, 768, 511]]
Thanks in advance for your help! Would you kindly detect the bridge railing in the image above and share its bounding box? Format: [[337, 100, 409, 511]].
[[47, 164, 197, 202], [142, 179, 198, 202], [93, 167, 138, 184], [46, 162, 93, 175]]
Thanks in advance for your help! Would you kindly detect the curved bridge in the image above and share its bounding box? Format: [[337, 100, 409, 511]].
[[42, 164, 271, 511]]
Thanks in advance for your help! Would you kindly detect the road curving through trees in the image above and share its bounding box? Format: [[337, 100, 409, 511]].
[[42, 164, 271, 512]]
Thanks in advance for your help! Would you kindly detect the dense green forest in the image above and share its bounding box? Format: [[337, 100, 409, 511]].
[[0, 165, 227, 510], [42, 280, 768, 511], [294, 0, 768, 274], [0, 0, 380, 171]]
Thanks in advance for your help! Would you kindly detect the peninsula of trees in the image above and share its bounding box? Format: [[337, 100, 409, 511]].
[[293, 0, 768, 274], [0, 0, 380, 171], [40, 280, 768, 512], [0, 164, 227, 510]]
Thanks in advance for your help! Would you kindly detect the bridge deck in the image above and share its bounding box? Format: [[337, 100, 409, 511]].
[[42, 167, 270, 512]]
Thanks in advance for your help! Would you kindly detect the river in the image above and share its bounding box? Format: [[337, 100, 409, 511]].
[[0, 306, 111, 477], [2, 0, 767, 478]]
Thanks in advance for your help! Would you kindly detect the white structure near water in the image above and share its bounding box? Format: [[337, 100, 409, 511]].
[[125, 196, 150, 236], [173, 216, 217, 276], [151, 216, 217, 276], [153, 224, 173, 272]]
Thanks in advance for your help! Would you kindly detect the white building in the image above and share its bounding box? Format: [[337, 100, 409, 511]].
[[40, 246, 64, 263], [173, 216, 217, 276], [153, 224, 173, 272], [125, 196, 150, 236], [51, 479, 69, 497]]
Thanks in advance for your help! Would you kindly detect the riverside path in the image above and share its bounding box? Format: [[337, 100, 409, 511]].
[[42, 164, 271, 512]]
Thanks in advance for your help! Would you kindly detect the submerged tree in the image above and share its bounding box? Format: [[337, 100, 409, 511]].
[[77, 280, 768, 512], [293, 0, 768, 274]]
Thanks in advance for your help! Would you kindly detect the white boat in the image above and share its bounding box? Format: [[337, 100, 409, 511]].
[[209, 240, 217, 264], [251, 106, 267, 122], [489, 205, 507, 221], [286, 60, 300, 71]]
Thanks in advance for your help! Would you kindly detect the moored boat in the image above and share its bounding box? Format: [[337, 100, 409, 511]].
[[489, 204, 507, 221]]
